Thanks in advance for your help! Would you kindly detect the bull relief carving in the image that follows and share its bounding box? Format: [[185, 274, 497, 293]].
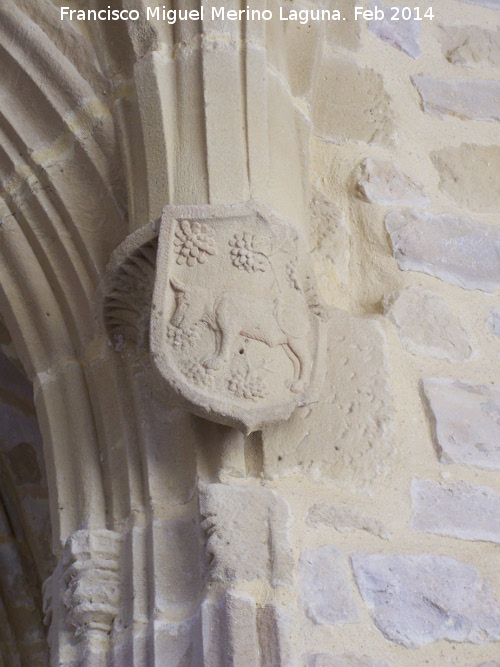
[[104, 200, 327, 433]]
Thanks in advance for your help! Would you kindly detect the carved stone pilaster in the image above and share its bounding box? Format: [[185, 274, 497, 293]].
[[62, 530, 121, 640], [44, 529, 122, 662]]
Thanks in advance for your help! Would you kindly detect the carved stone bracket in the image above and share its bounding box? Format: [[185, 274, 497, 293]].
[[104, 200, 327, 433]]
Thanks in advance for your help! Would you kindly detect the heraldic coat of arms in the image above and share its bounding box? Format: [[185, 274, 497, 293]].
[[104, 200, 327, 433]]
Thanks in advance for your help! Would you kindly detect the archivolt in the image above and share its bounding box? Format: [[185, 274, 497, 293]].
[[0, 0, 144, 560]]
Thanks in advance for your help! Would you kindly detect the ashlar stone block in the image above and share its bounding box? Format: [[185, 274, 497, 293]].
[[368, 1, 422, 58], [411, 478, 500, 544], [386, 209, 500, 292], [299, 545, 361, 625], [199, 484, 293, 586], [383, 288, 472, 362], [352, 553, 500, 647], [422, 378, 500, 470], [412, 75, 500, 121], [432, 144, 500, 214], [313, 55, 395, 146], [440, 25, 500, 69]]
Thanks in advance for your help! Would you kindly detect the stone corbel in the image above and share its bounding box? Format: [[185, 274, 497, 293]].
[[103, 200, 327, 433]]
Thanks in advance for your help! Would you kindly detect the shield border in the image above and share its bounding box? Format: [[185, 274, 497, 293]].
[[150, 199, 326, 433]]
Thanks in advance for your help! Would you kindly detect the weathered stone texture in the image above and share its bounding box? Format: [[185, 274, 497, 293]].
[[383, 288, 472, 362], [440, 25, 500, 69], [357, 158, 429, 207], [262, 310, 393, 488], [411, 478, 500, 543], [313, 56, 395, 145], [199, 484, 293, 586], [386, 209, 500, 292], [325, 0, 361, 51], [457, 0, 500, 8], [307, 503, 391, 540], [368, 2, 422, 58], [412, 75, 500, 121], [310, 189, 350, 283], [423, 378, 500, 470], [352, 553, 500, 647], [299, 545, 361, 625], [487, 308, 500, 337], [432, 144, 500, 214], [308, 654, 393, 667]]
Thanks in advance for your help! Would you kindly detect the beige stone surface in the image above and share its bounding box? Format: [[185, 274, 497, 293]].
[[313, 55, 395, 146], [383, 288, 473, 362], [368, 1, 422, 58], [440, 25, 500, 69], [423, 378, 500, 470], [413, 75, 500, 121], [199, 484, 293, 586], [432, 144, 500, 214], [309, 188, 350, 284], [262, 309, 393, 488], [386, 209, 500, 292], [357, 158, 429, 207]]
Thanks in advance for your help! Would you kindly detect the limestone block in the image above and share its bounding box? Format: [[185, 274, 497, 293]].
[[313, 55, 395, 146], [422, 378, 500, 470], [199, 484, 293, 586], [262, 310, 393, 489], [487, 308, 500, 337], [440, 26, 500, 69], [202, 595, 295, 666], [285, 8, 323, 100], [310, 189, 350, 283], [308, 654, 393, 667], [457, 0, 500, 8], [325, 0, 361, 51], [383, 288, 472, 362], [299, 545, 361, 625], [368, 1, 422, 58], [412, 75, 500, 121], [386, 209, 500, 292], [357, 158, 429, 207], [411, 478, 500, 543], [432, 144, 500, 214], [352, 553, 500, 647], [307, 503, 391, 540]]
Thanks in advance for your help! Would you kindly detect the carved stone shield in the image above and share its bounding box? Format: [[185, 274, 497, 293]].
[[150, 200, 326, 433]]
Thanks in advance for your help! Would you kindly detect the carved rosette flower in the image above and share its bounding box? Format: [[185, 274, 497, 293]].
[[174, 220, 216, 266], [229, 232, 271, 272], [183, 361, 214, 387], [227, 369, 269, 400]]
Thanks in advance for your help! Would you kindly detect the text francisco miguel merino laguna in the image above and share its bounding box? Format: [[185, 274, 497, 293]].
[[61, 5, 365, 24]]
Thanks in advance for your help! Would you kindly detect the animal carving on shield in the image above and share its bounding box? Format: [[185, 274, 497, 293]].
[[150, 200, 327, 433]]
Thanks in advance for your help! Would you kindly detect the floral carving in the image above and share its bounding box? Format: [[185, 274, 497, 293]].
[[166, 323, 199, 351], [229, 232, 271, 272], [183, 361, 215, 387], [228, 368, 269, 400], [174, 220, 216, 266]]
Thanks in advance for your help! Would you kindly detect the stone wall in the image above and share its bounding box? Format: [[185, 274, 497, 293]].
[[273, 1, 500, 664]]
